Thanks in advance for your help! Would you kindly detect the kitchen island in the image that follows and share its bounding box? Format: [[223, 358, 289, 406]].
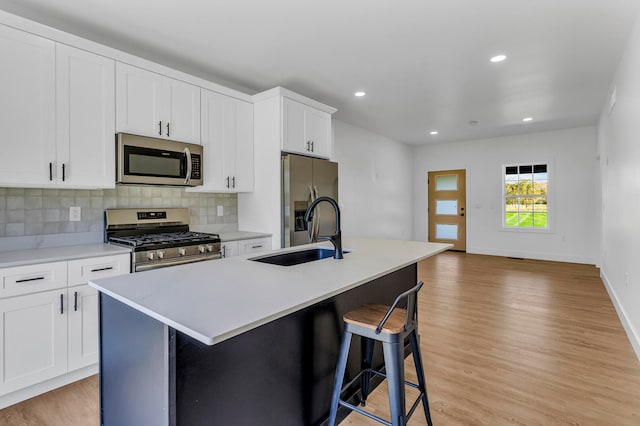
[[90, 238, 450, 426]]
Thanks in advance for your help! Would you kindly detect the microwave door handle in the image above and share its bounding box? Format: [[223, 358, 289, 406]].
[[184, 147, 192, 185]]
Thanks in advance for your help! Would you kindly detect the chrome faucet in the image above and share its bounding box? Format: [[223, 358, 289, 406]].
[[304, 196, 343, 259]]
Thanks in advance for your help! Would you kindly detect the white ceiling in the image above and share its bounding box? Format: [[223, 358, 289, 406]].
[[0, 0, 637, 145]]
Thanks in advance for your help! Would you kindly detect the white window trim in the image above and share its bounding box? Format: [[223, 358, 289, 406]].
[[500, 161, 555, 234]]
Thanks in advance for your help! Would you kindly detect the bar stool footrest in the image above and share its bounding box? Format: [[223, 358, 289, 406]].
[[338, 400, 392, 426], [336, 367, 425, 425]]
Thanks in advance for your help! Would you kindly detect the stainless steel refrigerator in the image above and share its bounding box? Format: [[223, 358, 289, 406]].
[[282, 153, 339, 247]]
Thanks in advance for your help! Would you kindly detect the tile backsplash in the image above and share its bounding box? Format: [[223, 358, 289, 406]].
[[0, 186, 237, 237]]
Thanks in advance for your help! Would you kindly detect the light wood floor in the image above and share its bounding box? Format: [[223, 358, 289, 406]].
[[344, 252, 640, 425], [1, 252, 640, 425]]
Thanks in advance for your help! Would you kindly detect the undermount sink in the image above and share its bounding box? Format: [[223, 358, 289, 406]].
[[250, 248, 349, 267]]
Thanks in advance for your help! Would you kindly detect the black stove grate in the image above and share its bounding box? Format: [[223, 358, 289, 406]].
[[108, 231, 220, 248]]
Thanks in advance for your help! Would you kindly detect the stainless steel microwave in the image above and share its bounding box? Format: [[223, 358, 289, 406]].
[[116, 133, 203, 186]]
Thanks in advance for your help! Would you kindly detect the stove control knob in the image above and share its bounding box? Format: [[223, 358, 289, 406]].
[[178, 248, 187, 256], [147, 252, 155, 261], [157, 251, 165, 259], [198, 246, 206, 254], [206, 245, 214, 253]]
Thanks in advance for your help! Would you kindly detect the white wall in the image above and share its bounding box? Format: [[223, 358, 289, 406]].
[[597, 13, 640, 358], [333, 120, 414, 240], [413, 127, 597, 264]]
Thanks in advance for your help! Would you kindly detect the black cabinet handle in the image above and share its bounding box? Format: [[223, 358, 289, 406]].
[[159, 121, 162, 135], [307, 141, 311, 151], [311, 141, 314, 152], [232, 176, 235, 188], [167, 122, 170, 137], [74, 291, 78, 311], [16, 276, 45, 283], [49, 162, 53, 181], [252, 245, 263, 249], [91, 266, 114, 272], [60, 294, 64, 314], [226, 176, 230, 188], [62, 163, 66, 181]]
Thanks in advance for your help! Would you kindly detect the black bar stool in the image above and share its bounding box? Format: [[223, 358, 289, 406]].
[[328, 281, 433, 426]]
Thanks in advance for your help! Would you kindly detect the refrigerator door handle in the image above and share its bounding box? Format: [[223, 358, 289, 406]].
[[308, 185, 316, 243]]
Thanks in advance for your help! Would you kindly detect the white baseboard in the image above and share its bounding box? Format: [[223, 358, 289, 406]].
[[0, 364, 97, 410], [600, 270, 640, 362], [468, 246, 594, 264]]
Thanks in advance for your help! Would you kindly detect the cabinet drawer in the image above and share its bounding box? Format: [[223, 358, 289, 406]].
[[68, 254, 130, 286], [238, 238, 272, 255], [0, 262, 67, 299]]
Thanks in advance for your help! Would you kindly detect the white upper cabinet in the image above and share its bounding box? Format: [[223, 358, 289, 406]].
[[116, 62, 200, 144], [0, 24, 56, 186], [56, 44, 115, 188], [189, 89, 253, 192], [0, 25, 116, 189], [282, 97, 332, 159]]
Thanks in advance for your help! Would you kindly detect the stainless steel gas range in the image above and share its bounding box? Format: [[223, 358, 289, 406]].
[[105, 208, 221, 272]]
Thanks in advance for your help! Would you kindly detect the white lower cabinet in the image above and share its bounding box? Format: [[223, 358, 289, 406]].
[[238, 237, 272, 256], [221, 237, 271, 258], [0, 253, 129, 400], [67, 285, 99, 371], [0, 289, 68, 396]]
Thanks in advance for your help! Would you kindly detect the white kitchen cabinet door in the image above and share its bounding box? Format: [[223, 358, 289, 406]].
[[116, 62, 200, 143], [56, 44, 115, 188], [166, 79, 200, 144], [233, 98, 254, 192], [189, 90, 253, 192], [282, 97, 332, 159], [282, 97, 307, 156], [67, 285, 98, 371], [0, 24, 56, 187], [0, 290, 67, 396], [221, 241, 239, 258], [116, 62, 166, 139], [305, 107, 331, 159]]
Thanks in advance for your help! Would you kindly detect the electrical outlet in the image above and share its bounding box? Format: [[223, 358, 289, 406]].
[[625, 272, 630, 287], [69, 206, 81, 222], [217, 206, 224, 217]]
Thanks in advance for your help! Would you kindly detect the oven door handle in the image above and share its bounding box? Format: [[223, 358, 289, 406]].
[[184, 147, 192, 185], [135, 254, 221, 272]]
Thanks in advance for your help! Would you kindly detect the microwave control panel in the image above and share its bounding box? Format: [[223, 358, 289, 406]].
[[191, 154, 201, 179]]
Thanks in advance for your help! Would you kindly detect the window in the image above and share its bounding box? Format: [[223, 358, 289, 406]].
[[503, 163, 549, 229]]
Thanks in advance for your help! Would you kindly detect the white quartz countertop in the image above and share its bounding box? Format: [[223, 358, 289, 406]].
[[89, 238, 451, 345], [0, 244, 131, 268]]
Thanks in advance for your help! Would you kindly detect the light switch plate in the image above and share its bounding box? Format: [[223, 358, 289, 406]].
[[70, 206, 81, 222], [217, 206, 224, 216]]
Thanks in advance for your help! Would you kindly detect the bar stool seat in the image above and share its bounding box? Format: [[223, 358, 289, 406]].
[[328, 281, 433, 426]]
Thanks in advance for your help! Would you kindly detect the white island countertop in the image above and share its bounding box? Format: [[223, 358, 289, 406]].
[[89, 238, 450, 345]]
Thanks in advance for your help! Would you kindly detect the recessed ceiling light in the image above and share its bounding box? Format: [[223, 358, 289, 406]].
[[490, 54, 507, 63], [522, 117, 533, 122], [354, 91, 366, 97], [430, 130, 439, 135]]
